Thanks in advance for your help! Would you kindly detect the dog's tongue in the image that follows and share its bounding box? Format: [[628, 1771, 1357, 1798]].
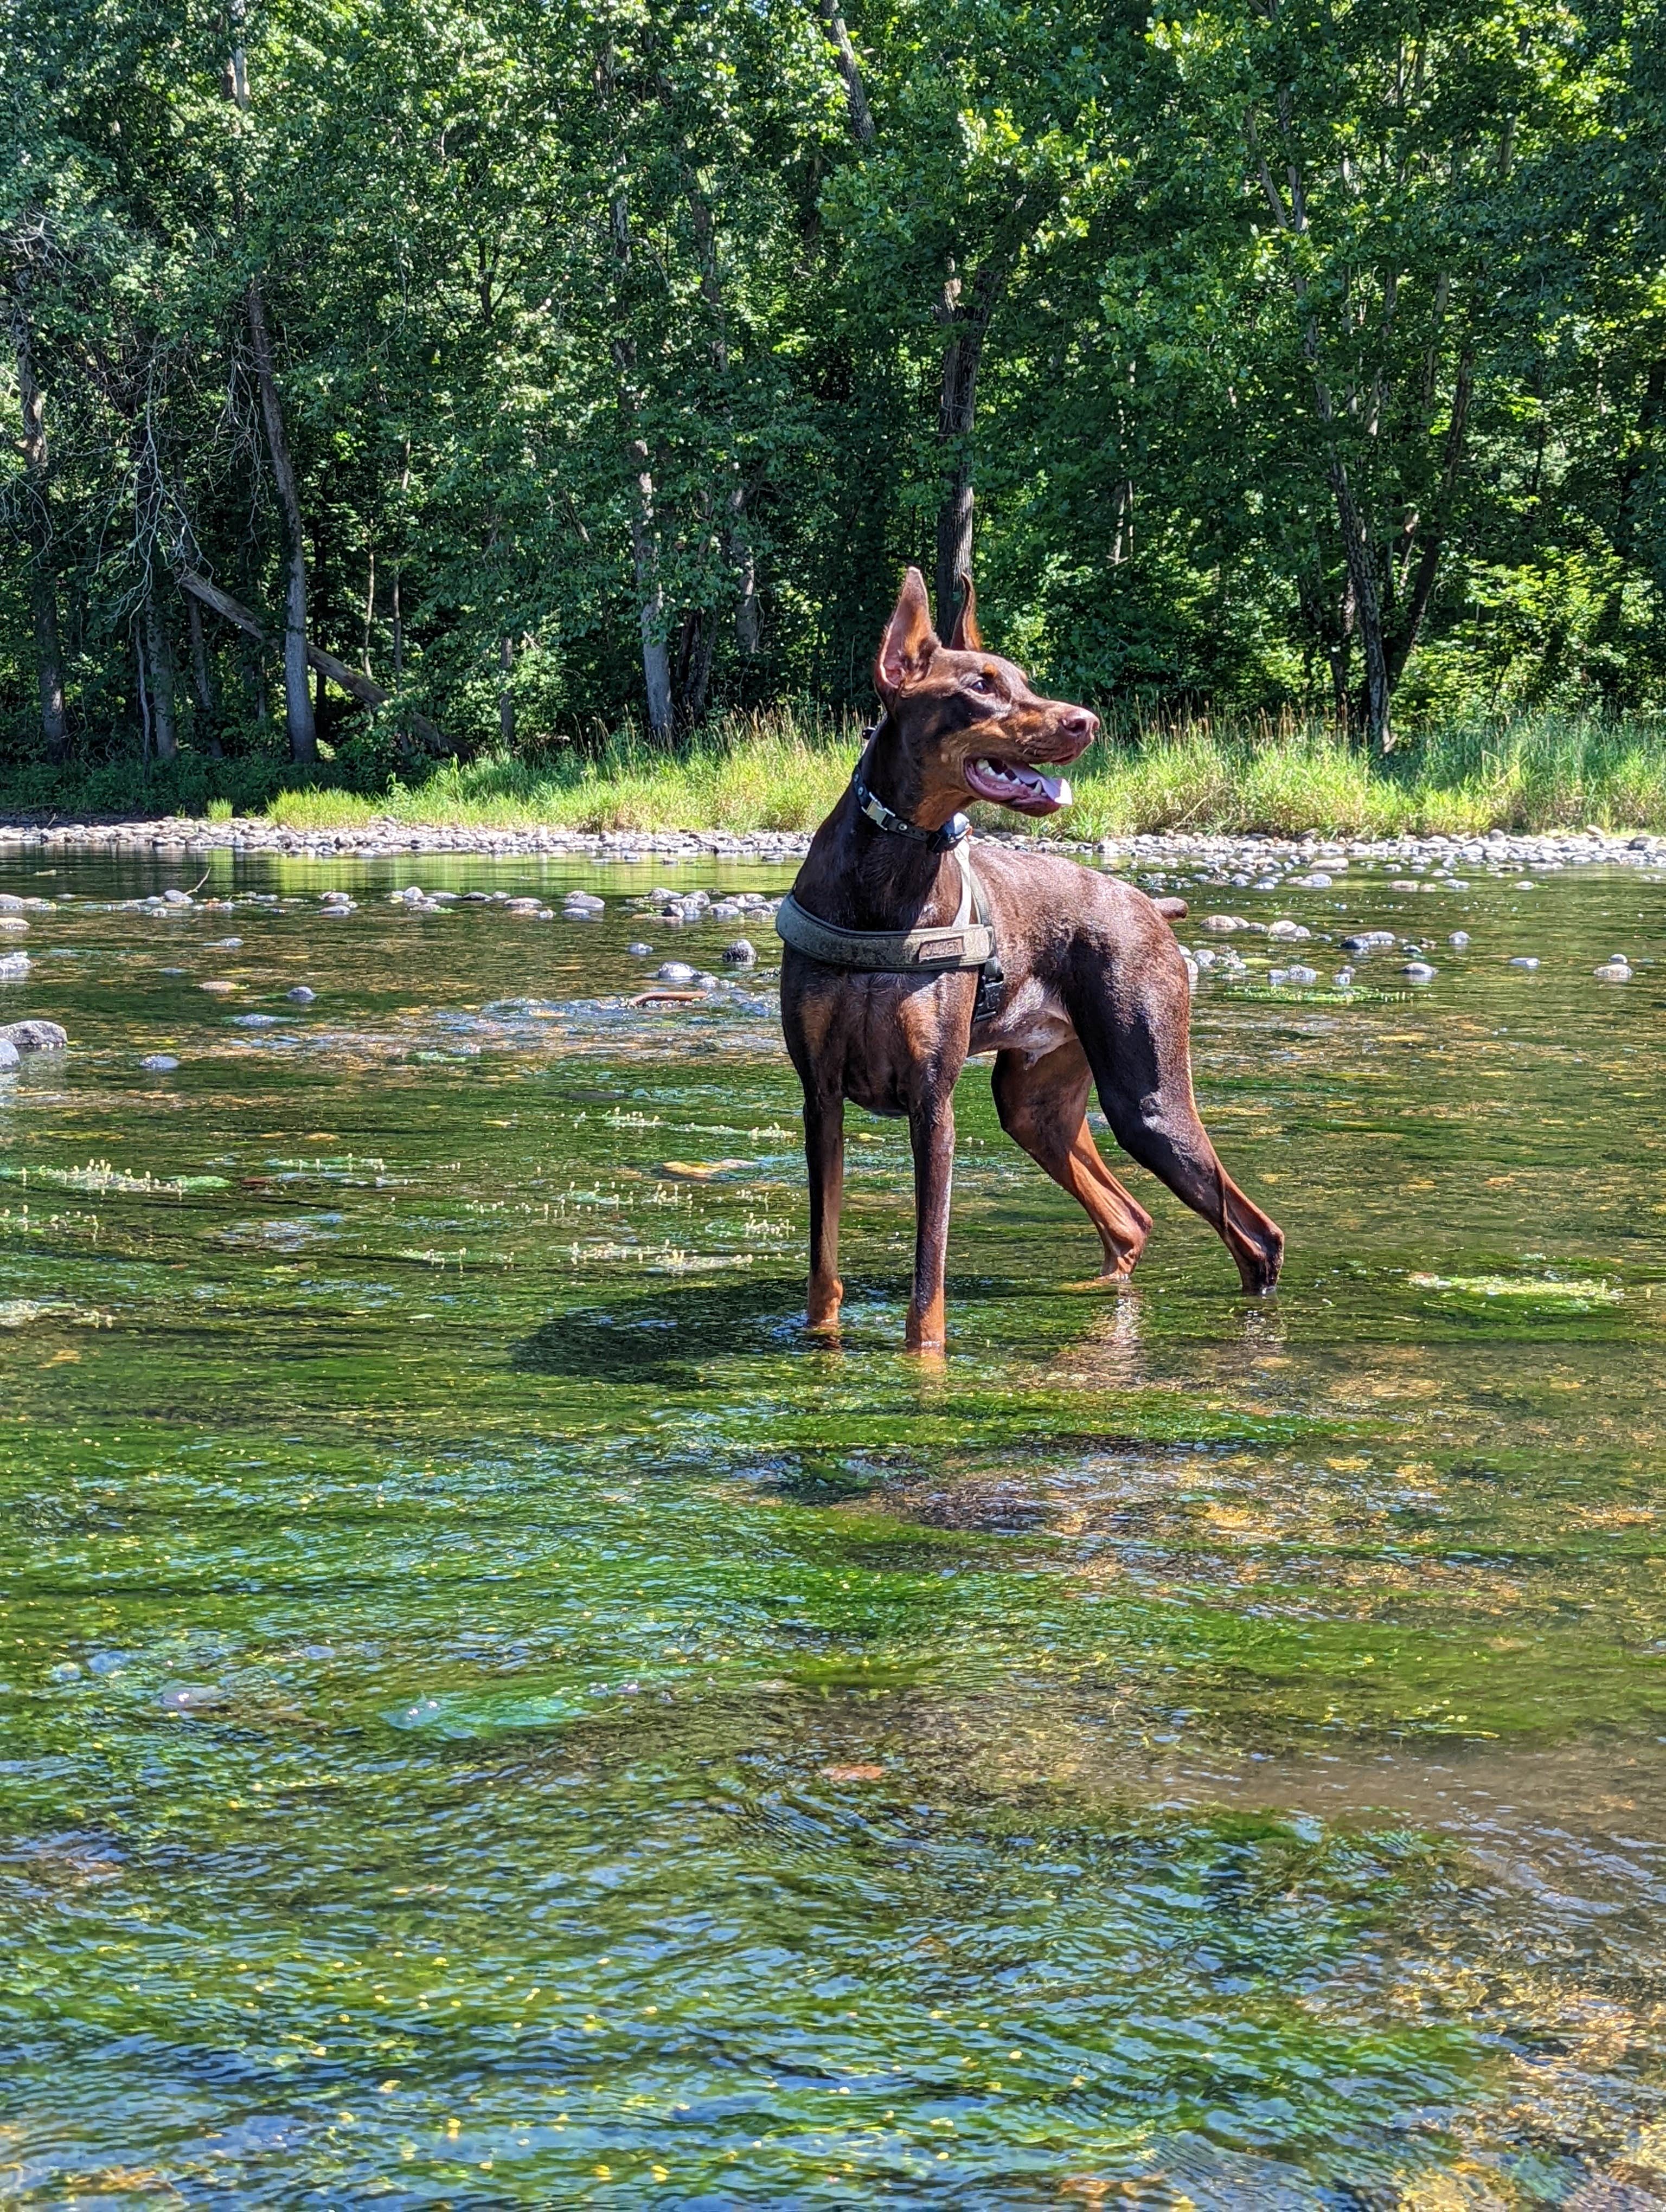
[[965, 757, 1073, 814]]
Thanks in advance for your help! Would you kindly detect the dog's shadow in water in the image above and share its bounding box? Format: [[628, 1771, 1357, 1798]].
[[512, 1271, 1102, 1386], [512, 1278, 805, 1386]]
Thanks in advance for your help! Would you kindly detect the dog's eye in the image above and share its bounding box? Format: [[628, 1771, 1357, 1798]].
[[965, 674, 995, 696]]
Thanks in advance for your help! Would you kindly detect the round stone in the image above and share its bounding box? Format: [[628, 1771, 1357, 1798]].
[[1448, 931, 1470, 947], [1401, 962, 1437, 981], [1508, 956, 1539, 969], [627, 942, 655, 957], [286, 986, 316, 1003], [656, 962, 697, 984], [140, 1053, 180, 1071], [721, 939, 757, 967]]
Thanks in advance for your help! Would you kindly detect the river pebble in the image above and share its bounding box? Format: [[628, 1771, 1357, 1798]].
[[0, 1020, 67, 1052], [1284, 963, 1318, 985], [722, 939, 758, 967], [656, 962, 697, 983], [1401, 962, 1437, 981], [1508, 956, 1540, 969], [1593, 960, 1632, 981], [0, 953, 31, 980], [140, 1053, 180, 1071], [1449, 931, 1471, 947], [0, 1039, 18, 1070], [286, 986, 316, 1003]]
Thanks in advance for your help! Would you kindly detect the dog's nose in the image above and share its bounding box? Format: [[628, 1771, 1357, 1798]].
[[1059, 707, 1099, 741]]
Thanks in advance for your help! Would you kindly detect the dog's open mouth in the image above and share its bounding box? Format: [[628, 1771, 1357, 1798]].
[[963, 757, 1073, 815]]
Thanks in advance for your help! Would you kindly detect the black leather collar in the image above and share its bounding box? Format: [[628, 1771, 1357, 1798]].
[[851, 756, 969, 851]]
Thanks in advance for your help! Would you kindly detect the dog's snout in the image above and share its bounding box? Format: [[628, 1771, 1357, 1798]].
[[1061, 706, 1099, 740]]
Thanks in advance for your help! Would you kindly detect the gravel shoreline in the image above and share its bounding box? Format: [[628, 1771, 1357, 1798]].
[[3, 814, 1664, 871]]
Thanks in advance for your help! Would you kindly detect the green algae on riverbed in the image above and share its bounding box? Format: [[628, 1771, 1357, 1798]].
[[2, 850, 1665, 2204]]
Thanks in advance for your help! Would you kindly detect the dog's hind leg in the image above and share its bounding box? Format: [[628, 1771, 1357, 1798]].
[[1072, 979, 1284, 1294], [993, 1043, 1152, 1280]]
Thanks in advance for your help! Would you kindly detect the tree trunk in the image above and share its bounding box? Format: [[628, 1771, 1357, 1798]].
[[8, 298, 69, 761], [1386, 342, 1476, 691], [176, 565, 450, 753], [675, 148, 759, 658], [933, 259, 1005, 634], [499, 632, 515, 750], [246, 278, 317, 763], [1328, 458, 1391, 751], [140, 584, 178, 762], [605, 140, 674, 740], [186, 589, 223, 755], [815, 0, 876, 143]]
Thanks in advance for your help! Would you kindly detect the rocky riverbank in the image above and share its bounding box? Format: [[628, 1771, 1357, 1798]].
[[3, 813, 1665, 872]]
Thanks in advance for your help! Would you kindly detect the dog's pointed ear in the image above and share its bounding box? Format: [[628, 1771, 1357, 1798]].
[[949, 571, 982, 653], [875, 567, 940, 699]]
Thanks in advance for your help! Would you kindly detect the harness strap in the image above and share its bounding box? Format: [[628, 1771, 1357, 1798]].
[[774, 890, 996, 973]]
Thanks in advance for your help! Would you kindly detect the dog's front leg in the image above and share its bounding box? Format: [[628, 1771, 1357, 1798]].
[[804, 1090, 845, 1333], [905, 1093, 956, 1355]]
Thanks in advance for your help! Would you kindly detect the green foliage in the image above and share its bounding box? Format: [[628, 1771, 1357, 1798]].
[[1, 0, 1662, 781]]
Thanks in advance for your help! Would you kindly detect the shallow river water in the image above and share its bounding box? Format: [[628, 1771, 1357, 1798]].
[[2, 845, 1664, 2207]]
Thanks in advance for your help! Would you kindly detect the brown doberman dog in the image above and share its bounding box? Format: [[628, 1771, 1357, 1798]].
[[777, 566, 1284, 1353]]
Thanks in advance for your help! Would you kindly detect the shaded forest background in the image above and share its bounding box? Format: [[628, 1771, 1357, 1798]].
[[2, 0, 1663, 808]]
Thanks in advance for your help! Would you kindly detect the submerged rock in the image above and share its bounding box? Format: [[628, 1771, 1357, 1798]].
[[1284, 963, 1318, 985], [627, 942, 654, 957], [564, 891, 605, 913], [0, 952, 30, 980], [139, 1053, 180, 1071], [1401, 961, 1437, 981], [1593, 960, 1632, 981], [1508, 956, 1540, 969], [721, 939, 757, 967], [0, 1039, 17, 1070], [286, 986, 316, 1003], [1448, 931, 1471, 947], [158, 1683, 229, 1713], [656, 961, 697, 984]]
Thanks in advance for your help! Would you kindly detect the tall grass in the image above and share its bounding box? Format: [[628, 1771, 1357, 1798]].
[[260, 705, 1666, 839]]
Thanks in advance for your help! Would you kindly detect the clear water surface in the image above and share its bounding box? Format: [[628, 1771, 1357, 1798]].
[[2, 844, 1664, 2206]]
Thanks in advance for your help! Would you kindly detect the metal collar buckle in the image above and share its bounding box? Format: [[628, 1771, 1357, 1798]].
[[851, 749, 968, 852]]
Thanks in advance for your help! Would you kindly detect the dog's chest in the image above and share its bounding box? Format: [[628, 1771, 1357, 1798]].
[[977, 974, 1075, 1062]]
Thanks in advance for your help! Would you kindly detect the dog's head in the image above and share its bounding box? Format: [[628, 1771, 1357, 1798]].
[[873, 567, 1097, 818]]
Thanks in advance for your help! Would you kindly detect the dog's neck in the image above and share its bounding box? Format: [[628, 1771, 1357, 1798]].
[[794, 715, 964, 932], [860, 713, 966, 837]]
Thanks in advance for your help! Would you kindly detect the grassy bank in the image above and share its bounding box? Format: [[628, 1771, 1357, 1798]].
[[9, 706, 1666, 838], [264, 708, 1666, 838]]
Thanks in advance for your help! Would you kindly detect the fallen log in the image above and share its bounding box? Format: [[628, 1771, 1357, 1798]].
[[176, 568, 451, 754]]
